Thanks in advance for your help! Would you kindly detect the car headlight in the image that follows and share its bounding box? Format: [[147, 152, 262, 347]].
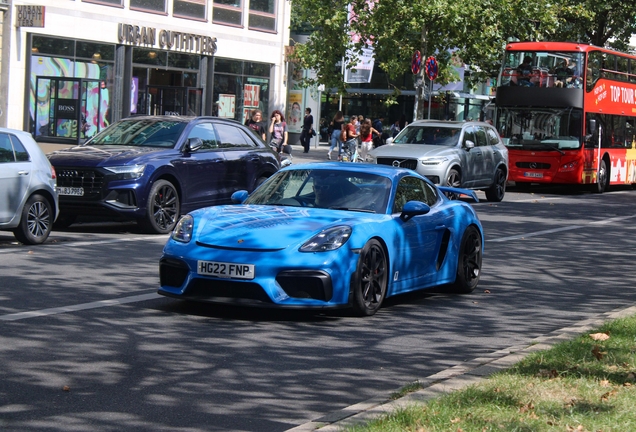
[[420, 157, 448, 166], [171, 215, 194, 243], [300, 226, 352, 252], [104, 164, 146, 179]]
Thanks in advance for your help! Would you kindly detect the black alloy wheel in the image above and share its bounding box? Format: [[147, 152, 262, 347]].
[[352, 239, 388, 316], [448, 225, 482, 293], [141, 180, 180, 234], [485, 168, 506, 202], [13, 194, 53, 245]]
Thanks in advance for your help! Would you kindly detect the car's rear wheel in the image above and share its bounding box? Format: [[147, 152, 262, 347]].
[[13, 194, 53, 245], [140, 180, 180, 234], [254, 176, 268, 191], [485, 168, 506, 202], [351, 239, 388, 316], [444, 169, 461, 200], [448, 225, 482, 293]]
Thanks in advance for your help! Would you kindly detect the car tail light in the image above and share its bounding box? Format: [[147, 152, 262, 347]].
[[51, 166, 57, 179]]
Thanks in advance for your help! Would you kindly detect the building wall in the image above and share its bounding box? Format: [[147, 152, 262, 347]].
[[2, 0, 291, 133]]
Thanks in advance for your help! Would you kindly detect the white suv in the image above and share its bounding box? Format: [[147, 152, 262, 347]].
[[0, 128, 58, 244], [369, 120, 509, 201]]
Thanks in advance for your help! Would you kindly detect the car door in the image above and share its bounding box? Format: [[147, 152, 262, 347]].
[[390, 176, 446, 293], [0, 133, 31, 224], [460, 126, 484, 188], [178, 121, 228, 209], [474, 126, 495, 187], [215, 123, 260, 193]]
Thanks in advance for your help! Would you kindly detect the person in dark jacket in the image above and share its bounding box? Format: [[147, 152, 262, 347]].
[[300, 108, 314, 153]]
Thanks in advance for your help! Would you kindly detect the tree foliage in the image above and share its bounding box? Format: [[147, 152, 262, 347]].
[[290, 0, 636, 99]]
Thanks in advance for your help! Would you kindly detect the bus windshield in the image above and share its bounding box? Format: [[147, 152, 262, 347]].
[[497, 107, 583, 151], [499, 51, 585, 89]]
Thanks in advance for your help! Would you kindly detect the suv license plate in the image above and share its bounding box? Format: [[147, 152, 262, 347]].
[[57, 187, 84, 196]]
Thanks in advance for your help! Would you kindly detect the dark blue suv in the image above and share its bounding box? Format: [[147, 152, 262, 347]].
[[47, 116, 280, 233]]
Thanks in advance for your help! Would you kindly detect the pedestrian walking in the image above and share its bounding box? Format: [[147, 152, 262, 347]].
[[245, 109, 266, 140], [268, 110, 290, 161], [359, 119, 380, 161], [328, 111, 345, 160], [300, 108, 314, 153]]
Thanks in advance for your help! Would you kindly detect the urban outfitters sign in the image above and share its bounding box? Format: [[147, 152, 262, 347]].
[[117, 23, 217, 56], [16, 5, 45, 27]]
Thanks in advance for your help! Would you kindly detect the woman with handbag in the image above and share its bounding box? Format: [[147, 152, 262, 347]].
[[269, 110, 289, 161], [342, 116, 360, 161], [328, 111, 345, 160]]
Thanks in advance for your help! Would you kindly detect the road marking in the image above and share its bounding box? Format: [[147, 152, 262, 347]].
[[488, 226, 583, 243], [0, 235, 168, 255], [0, 293, 162, 322]]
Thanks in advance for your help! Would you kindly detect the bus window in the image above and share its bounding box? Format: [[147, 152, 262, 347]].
[[617, 56, 629, 81]]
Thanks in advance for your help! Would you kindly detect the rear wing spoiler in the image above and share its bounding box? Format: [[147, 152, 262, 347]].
[[438, 186, 479, 203]]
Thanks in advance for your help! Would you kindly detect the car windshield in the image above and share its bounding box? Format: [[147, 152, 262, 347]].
[[393, 125, 461, 146], [245, 169, 392, 213], [85, 119, 187, 148]]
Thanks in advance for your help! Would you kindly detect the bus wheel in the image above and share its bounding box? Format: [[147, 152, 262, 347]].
[[594, 159, 609, 194]]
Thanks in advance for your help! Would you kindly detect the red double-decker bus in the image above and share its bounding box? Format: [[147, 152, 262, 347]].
[[495, 41, 636, 192]]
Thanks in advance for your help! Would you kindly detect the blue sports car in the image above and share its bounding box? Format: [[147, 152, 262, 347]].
[[158, 162, 484, 316]]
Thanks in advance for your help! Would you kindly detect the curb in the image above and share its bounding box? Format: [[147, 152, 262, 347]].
[[286, 304, 636, 431]]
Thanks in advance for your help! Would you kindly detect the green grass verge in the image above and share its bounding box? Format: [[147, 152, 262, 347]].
[[345, 315, 636, 432]]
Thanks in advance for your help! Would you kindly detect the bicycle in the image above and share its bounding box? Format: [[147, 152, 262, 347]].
[[341, 139, 362, 162]]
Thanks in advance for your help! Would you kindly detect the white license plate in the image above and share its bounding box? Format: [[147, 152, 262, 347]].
[[523, 172, 543, 178], [198, 261, 255, 280], [57, 186, 84, 196]]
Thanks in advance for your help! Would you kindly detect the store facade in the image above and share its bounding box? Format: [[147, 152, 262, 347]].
[[1, 1, 290, 143]]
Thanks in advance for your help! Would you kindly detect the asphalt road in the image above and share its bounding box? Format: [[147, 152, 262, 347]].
[[1, 181, 635, 431]]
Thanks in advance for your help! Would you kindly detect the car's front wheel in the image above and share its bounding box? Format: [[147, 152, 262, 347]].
[[444, 169, 461, 200], [351, 239, 388, 316], [13, 194, 53, 245], [140, 180, 180, 234], [448, 225, 482, 293], [485, 168, 506, 202]]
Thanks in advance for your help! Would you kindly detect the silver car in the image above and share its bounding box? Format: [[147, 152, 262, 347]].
[[369, 120, 508, 202], [0, 128, 58, 244]]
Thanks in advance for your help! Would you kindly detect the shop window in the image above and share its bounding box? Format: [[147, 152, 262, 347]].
[[213, 0, 243, 26], [32, 36, 74, 57], [130, 0, 166, 12], [76, 42, 115, 62], [82, 0, 123, 6], [168, 53, 200, 70], [133, 48, 167, 67], [246, 62, 270, 77], [249, 0, 276, 32], [174, 0, 206, 19], [215, 58, 243, 74]]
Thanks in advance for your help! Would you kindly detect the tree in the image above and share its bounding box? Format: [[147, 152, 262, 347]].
[[290, 0, 635, 117]]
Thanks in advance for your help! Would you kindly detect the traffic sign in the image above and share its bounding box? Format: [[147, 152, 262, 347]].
[[425, 56, 438, 81], [411, 50, 422, 75]]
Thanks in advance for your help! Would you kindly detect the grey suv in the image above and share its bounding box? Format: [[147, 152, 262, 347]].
[[369, 120, 508, 202], [0, 128, 58, 244]]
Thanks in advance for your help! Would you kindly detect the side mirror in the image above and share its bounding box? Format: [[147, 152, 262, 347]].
[[464, 140, 475, 150], [385, 137, 394, 146], [231, 190, 249, 204], [399, 200, 430, 222], [184, 137, 203, 153], [588, 119, 597, 135]]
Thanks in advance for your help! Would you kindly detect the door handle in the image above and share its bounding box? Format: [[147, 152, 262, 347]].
[[18, 171, 30, 175]]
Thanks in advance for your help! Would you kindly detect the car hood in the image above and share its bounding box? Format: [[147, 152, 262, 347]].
[[371, 144, 457, 159], [193, 205, 372, 250], [47, 145, 169, 167]]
